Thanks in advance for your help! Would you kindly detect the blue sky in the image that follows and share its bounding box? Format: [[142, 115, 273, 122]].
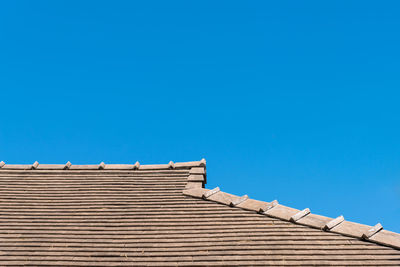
[[1, 1, 399, 232]]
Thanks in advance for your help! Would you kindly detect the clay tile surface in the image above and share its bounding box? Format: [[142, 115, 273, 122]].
[[0, 160, 399, 266]]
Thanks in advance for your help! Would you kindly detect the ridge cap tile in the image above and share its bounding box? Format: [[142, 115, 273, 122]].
[[329, 220, 371, 239], [0, 164, 32, 170], [230, 195, 249, 207], [296, 213, 332, 229], [37, 164, 67, 170], [265, 204, 300, 221], [206, 191, 236, 206], [183, 187, 208, 198], [259, 200, 279, 213], [104, 164, 134, 170], [369, 229, 400, 249], [202, 187, 220, 199], [236, 198, 266, 212]]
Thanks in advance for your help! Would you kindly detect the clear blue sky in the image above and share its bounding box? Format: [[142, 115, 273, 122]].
[[1, 1, 399, 232]]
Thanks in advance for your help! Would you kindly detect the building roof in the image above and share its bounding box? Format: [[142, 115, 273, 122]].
[[0, 159, 399, 266]]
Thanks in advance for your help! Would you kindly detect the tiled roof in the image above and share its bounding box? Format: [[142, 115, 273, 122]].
[[0, 159, 399, 266]]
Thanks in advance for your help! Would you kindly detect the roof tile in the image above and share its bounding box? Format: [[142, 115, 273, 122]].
[[330, 220, 372, 239], [207, 191, 237, 206], [265, 204, 300, 221], [297, 213, 332, 229], [237, 198, 266, 212], [369, 230, 400, 249], [230, 195, 249, 207]]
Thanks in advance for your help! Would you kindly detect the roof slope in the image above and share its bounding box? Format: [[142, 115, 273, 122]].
[[0, 160, 399, 266]]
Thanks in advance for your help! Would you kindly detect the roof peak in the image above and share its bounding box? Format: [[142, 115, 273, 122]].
[[0, 159, 206, 170]]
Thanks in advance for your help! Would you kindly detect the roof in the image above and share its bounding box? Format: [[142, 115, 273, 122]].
[[0, 159, 399, 266]]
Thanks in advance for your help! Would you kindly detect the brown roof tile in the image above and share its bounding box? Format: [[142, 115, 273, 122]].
[[0, 159, 399, 266]]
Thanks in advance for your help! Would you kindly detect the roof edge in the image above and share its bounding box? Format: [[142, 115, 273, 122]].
[[183, 186, 400, 250], [0, 159, 206, 171], [185, 165, 207, 189]]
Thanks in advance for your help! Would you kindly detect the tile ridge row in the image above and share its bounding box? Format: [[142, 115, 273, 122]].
[[0, 159, 206, 170], [183, 186, 400, 250]]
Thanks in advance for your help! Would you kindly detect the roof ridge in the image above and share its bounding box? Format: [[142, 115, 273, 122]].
[[0, 159, 206, 170], [183, 186, 400, 250]]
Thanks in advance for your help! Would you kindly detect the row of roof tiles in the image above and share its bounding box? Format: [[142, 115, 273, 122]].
[[183, 181, 400, 250], [0, 159, 206, 170]]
